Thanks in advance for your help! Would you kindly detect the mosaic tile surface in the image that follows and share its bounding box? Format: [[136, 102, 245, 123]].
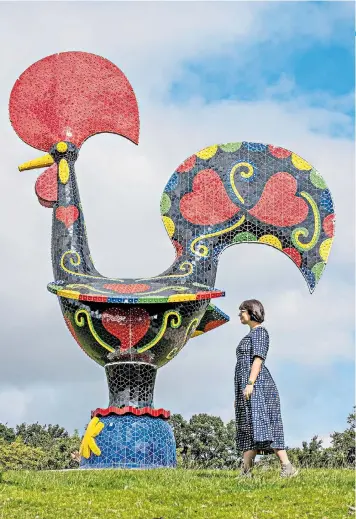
[[9, 51, 335, 469], [79, 415, 176, 469], [160, 142, 335, 292]]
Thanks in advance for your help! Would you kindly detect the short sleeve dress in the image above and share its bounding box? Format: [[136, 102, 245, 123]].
[[234, 326, 285, 454]]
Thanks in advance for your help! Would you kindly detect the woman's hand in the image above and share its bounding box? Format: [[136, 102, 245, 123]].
[[243, 384, 254, 400]]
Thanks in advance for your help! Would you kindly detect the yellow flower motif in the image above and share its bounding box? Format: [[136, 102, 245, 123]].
[[79, 417, 104, 459]]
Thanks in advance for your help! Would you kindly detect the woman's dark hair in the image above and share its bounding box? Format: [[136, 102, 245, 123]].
[[239, 299, 265, 323]]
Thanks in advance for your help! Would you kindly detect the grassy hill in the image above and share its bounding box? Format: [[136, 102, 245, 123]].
[[0, 467, 354, 518]]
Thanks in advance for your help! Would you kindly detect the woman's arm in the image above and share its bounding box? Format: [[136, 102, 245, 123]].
[[243, 328, 269, 400], [249, 356, 263, 384], [243, 356, 263, 400], [250, 328, 269, 382]]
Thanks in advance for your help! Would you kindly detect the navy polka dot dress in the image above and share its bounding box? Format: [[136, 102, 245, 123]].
[[234, 326, 285, 454]]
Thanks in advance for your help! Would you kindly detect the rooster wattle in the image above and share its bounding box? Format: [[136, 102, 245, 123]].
[[10, 51, 335, 469]]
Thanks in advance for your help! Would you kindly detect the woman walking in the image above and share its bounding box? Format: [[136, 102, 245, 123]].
[[234, 299, 299, 478]]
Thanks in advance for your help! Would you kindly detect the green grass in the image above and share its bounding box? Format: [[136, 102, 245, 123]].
[[0, 468, 354, 519]]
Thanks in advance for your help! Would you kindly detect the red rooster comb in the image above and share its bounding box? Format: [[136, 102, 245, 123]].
[[9, 51, 139, 151]]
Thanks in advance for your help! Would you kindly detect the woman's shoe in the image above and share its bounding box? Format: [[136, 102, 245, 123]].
[[239, 467, 253, 478], [280, 463, 299, 478]]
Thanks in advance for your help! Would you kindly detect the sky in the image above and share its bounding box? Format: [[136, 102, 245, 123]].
[[0, 1, 354, 450]]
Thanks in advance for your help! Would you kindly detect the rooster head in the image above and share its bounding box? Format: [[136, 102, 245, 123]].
[[18, 141, 78, 207], [10, 51, 140, 207]]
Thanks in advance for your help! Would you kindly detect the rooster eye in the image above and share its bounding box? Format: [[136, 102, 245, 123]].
[[56, 141, 68, 153]]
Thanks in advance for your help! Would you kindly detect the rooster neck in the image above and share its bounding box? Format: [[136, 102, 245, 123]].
[[51, 161, 101, 282]]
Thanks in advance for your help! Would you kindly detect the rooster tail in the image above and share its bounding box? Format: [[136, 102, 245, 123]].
[[160, 142, 335, 293]]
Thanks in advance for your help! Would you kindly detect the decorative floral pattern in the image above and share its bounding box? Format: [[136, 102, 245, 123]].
[[161, 141, 335, 293]]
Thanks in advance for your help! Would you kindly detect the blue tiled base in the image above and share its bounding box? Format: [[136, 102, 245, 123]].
[[80, 414, 177, 469]]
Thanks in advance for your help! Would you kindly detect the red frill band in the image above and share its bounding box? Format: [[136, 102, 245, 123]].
[[91, 406, 170, 420]]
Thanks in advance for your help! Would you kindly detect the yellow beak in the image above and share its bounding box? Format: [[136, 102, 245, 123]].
[[18, 154, 54, 172]]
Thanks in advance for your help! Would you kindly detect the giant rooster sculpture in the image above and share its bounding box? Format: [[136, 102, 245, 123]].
[[10, 52, 335, 469]]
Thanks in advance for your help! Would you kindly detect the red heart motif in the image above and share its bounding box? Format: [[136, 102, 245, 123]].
[[180, 169, 240, 225], [103, 283, 150, 293], [102, 308, 150, 351], [248, 172, 308, 227], [55, 205, 79, 228]]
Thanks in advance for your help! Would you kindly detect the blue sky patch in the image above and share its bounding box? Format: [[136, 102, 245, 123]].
[[168, 3, 354, 129]]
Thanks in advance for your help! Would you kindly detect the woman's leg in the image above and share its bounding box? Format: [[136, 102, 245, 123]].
[[243, 449, 258, 470], [273, 448, 290, 465]]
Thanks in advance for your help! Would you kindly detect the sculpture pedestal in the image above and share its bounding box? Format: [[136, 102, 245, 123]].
[[79, 413, 176, 469], [105, 362, 157, 408], [79, 362, 176, 469]]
